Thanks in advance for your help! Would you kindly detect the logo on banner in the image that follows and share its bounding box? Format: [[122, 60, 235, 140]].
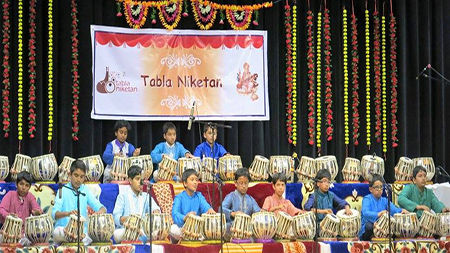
[[236, 62, 259, 101], [96, 67, 137, 94]]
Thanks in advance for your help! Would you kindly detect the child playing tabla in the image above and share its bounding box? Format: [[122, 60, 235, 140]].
[[193, 122, 229, 160], [263, 172, 304, 216]]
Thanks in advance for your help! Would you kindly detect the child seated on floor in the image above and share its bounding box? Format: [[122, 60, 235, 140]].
[[0, 171, 42, 246], [262, 172, 304, 216], [304, 169, 352, 222], [102, 120, 141, 183], [170, 169, 215, 243], [52, 160, 107, 246], [193, 122, 229, 160], [113, 165, 160, 243], [360, 174, 408, 240], [151, 122, 193, 182]]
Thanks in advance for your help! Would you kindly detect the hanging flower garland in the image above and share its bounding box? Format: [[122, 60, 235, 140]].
[[292, 0, 297, 146], [306, 9, 315, 146], [124, 2, 150, 29], [373, 8, 381, 143], [48, 0, 54, 143], [192, 0, 217, 30], [182, 0, 189, 17], [2, 0, 11, 138], [316, 11, 322, 153], [390, 11, 398, 147], [18, 0, 24, 142], [351, 7, 360, 146], [343, 8, 349, 149], [253, 10, 259, 26], [323, 7, 333, 141], [71, 0, 80, 141], [197, 0, 272, 11], [284, 2, 294, 145], [28, 0, 37, 138], [218, 9, 225, 25], [226, 9, 253, 30], [381, 11, 387, 154], [158, 0, 183, 30], [365, 6, 371, 148]]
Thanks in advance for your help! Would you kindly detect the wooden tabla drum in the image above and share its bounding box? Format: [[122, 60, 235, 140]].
[[30, 153, 58, 182], [143, 213, 171, 241], [230, 213, 252, 239], [269, 156, 294, 181], [315, 156, 339, 181], [10, 154, 31, 181], [64, 214, 86, 242], [201, 157, 217, 182], [202, 213, 226, 240], [178, 157, 202, 179], [394, 157, 413, 182], [342, 157, 361, 182], [0, 155, 9, 181], [88, 213, 114, 242], [0, 215, 23, 244], [319, 214, 340, 239], [437, 213, 450, 237], [292, 211, 316, 240], [394, 213, 419, 238], [123, 214, 144, 242], [111, 156, 129, 182], [361, 155, 385, 181], [249, 155, 269, 181], [218, 155, 242, 181], [274, 211, 293, 240], [296, 156, 316, 182], [157, 156, 178, 181], [412, 157, 435, 181], [129, 155, 153, 180], [181, 214, 204, 241], [25, 214, 53, 244], [337, 209, 360, 239], [58, 156, 75, 183], [251, 211, 277, 241], [418, 210, 437, 238], [79, 155, 104, 182], [373, 212, 395, 238]]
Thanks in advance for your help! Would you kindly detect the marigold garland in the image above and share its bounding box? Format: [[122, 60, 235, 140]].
[[71, 0, 80, 141], [323, 7, 333, 141], [306, 10, 315, 146], [343, 8, 349, 147], [158, 0, 183, 30], [28, 0, 37, 139], [351, 12, 360, 146], [226, 9, 253, 30], [390, 12, 398, 148], [285, 2, 294, 145], [2, 0, 11, 138], [316, 11, 322, 152], [381, 13, 387, 153], [373, 10, 382, 143], [292, 1, 297, 146], [118, 0, 273, 11], [124, 2, 149, 29], [365, 8, 371, 147], [192, 0, 217, 30], [18, 0, 24, 142], [48, 0, 54, 142]]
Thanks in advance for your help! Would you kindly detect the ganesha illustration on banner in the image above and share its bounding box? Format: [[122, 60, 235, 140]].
[[236, 62, 259, 101]]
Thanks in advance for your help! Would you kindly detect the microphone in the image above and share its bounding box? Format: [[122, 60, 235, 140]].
[[416, 64, 431, 80], [187, 101, 196, 131]]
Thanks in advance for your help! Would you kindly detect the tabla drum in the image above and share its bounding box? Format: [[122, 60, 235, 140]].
[[249, 155, 269, 181], [0, 215, 23, 244], [129, 155, 153, 180], [10, 154, 31, 181], [319, 214, 340, 239], [437, 213, 450, 237], [230, 213, 252, 239], [201, 157, 217, 182], [218, 155, 242, 181], [394, 157, 413, 182], [143, 213, 171, 241], [251, 212, 277, 241], [361, 155, 385, 181], [373, 212, 395, 238], [274, 211, 293, 240], [394, 213, 419, 238], [342, 157, 361, 182], [178, 157, 202, 179], [315, 156, 339, 181], [123, 214, 144, 242], [25, 214, 53, 244], [79, 155, 104, 182], [412, 157, 435, 181], [337, 209, 361, 239], [88, 213, 114, 242], [64, 214, 86, 242], [296, 156, 316, 182], [269, 156, 294, 181], [0, 155, 9, 181], [292, 211, 316, 240], [202, 213, 226, 240], [157, 156, 178, 181], [182, 214, 204, 241], [30, 153, 58, 182], [58, 156, 75, 183], [111, 156, 129, 182], [418, 210, 437, 238]]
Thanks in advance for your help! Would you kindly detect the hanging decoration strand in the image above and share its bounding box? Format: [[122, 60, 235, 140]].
[[390, 2, 398, 148], [381, 5, 388, 155], [71, 0, 80, 141], [306, 8, 315, 146], [18, 0, 24, 147], [374, 7, 382, 143], [284, 1, 295, 145], [316, 10, 323, 154], [351, 4, 360, 146], [28, 0, 37, 139], [365, 2, 371, 149], [343, 7, 349, 155], [1, 0, 11, 138], [48, 0, 54, 149], [323, 6, 333, 141], [292, 0, 298, 146]]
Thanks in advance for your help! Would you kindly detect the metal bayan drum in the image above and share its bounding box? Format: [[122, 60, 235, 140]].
[[230, 213, 252, 240], [30, 153, 58, 182], [394, 213, 419, 238], [252, 212, 277, 241], [319, 214, 340, 239], [292, 211, 316, 240], [202, 213, 226, 240], [182, 214, 204, 241], [269, 156, 294, 181], [373, 212, 395, 238], [1, 215, 23, 244], [123, 214, 144, 242], [178, 157, 202, 180], [157, 156, 178, 181], [64, 214, 86, 242], [342, 157, 361, 182], [337, 209, 360, 239], [111, 156, 129, 182], [274, 211, 293, 240]]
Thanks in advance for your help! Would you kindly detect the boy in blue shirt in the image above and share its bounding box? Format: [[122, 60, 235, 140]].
[[360, 174, 408, 240], [193, 122, 228, 160], [170, 169, 215, 243]]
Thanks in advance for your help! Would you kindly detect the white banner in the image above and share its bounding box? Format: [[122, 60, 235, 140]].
[[91, 25, 269, 121]]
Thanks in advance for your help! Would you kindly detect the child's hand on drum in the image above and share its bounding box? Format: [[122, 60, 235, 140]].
[[69, 210, 78, 216], [443, 207, 450, 212], [321, 209, 333, 215], [344, 206, 352, 215], [401, 209, 409, 214], [416, 205, 430, 212], [185, 153, 194, 158], [377, 210, 388, 217], [32, 209, 42, 216], [133, 148, 141, 156], [184, 211, 196, 221], [231, 211, 244, 217], [206, 208, 216, 214], [152, 209, 161, 214]]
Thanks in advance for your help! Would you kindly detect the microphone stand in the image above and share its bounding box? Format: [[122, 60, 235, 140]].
[[208, 170, 225, 253], [146, 182, 153, 253], [379, 177, 393, 253], [436, 166, 450, 181], [313, 183, 319, 253], [62, 185, 86, 253]]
